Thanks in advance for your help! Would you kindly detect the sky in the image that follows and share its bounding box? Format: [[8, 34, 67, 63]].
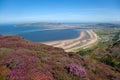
[[0, 0, 120, 23]]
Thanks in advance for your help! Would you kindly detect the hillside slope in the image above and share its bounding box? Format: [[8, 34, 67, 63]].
[[0, 35, 120, 80]]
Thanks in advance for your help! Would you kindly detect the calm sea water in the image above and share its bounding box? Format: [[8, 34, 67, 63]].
[[0, 24, 50, 35], [0, 24, 81, 42]]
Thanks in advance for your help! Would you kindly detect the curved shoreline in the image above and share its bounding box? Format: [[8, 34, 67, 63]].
[[43, 30, 99, 52]]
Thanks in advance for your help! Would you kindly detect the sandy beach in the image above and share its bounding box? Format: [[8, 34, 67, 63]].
[[43, 30, 99, 52]]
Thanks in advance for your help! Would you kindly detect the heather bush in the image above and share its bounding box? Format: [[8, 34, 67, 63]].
[[0, 50, 54, 80], [0, 36, 64, 54], [0, 65, 10, 80], [52, 65, 74, 80], [65, 63, 87, 78]]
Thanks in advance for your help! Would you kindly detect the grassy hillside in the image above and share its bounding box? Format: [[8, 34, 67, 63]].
[[0, 35, 120, 80], [77, 30, 120, 75]]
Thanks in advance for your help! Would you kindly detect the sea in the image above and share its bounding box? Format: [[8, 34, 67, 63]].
[[0, 24, 83, 42]]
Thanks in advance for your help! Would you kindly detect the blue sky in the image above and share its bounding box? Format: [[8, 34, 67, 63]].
[[0, 0, 120, 23]]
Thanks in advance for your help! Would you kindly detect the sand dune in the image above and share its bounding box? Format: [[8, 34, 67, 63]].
[[43, 30, 98, 52]]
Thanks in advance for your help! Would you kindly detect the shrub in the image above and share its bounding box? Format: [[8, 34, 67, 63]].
[[0, 50, 54, 80], [65, 63, 87, 78], [98, 54, 120, 68], [77, 49, 92, 56]]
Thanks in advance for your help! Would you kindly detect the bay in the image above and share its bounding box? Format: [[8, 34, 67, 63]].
[[0, 24, 80, 42]]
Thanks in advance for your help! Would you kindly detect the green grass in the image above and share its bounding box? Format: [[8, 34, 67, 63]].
[[94, 30, 120, 35], [0, 75, 5, 80], [97, 54, 120, 68], [77, 48, 93, 56]]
